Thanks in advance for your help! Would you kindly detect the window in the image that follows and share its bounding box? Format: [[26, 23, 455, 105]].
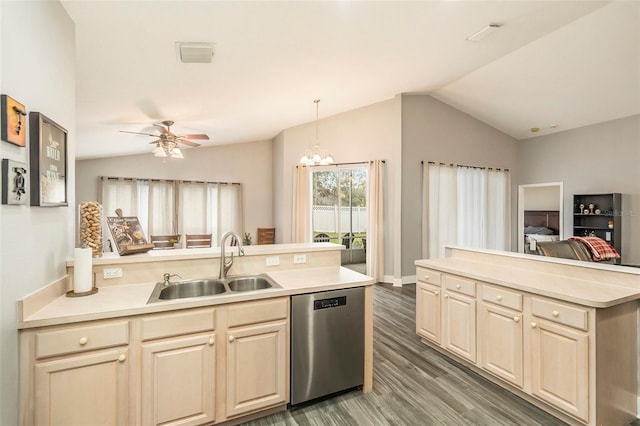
[[99, 177, 242, 247]]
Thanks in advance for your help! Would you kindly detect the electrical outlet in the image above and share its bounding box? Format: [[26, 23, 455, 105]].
[[293, 254, 307, 264], [265, 256, 280, 266], [103, 268, 123, 279]]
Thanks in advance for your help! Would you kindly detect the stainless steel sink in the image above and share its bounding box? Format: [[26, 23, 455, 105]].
[[147, 274, 279, 303], [158, 279, 226, 300], [227, 276, 273, 292]]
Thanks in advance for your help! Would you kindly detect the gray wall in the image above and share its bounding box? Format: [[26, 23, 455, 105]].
[[400, 95, 520, 276], [76, 140, 273, 243], [519, 115, 640, 265], [0, 2, 76, 424]]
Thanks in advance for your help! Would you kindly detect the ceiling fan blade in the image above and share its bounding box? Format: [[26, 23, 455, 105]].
[[176, 139, 201, 147], [176, 133, 210, 140], [148, 139, 161, 145], [120, 130, 160, 137], [153, 123, 170, 134]]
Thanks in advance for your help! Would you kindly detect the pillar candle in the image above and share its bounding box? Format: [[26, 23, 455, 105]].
[[73, 247, 93, 293]]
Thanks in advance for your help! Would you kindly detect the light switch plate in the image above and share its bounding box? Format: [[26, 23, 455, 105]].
[[103, 268, 123, 279], [266, 256, 280, 266], [293, 254, 307, 264]]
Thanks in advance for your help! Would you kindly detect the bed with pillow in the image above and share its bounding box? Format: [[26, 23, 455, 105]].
[[523, 210, 560, 254]]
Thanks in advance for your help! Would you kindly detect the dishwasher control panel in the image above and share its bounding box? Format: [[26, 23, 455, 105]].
[[314, 296, 347, 310]]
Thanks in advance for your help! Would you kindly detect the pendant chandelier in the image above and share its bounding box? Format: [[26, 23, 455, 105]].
[[300, 99, 334, 166]]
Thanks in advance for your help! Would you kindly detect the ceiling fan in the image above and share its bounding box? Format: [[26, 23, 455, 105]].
[[120, 120, 209, 158]]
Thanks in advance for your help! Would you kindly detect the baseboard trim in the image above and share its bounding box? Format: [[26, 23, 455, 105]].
[[383, 275, 417, 287]]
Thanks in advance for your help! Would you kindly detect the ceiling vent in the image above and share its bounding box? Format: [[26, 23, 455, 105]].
[[176, 42, 215, 63]]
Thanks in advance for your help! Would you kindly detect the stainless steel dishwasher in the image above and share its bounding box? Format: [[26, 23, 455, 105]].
[[290, 286, 364, 405]]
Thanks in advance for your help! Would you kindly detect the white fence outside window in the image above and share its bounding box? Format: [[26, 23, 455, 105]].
[[312, 205, 367, 233]]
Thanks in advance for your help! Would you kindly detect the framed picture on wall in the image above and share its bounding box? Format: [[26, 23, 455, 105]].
[[1, 94, 27, 147], [29, 112, 68, 206], [1, 159, 28, 205]]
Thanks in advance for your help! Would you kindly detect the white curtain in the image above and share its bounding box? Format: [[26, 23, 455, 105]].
[[424, 163, 510, 258], [148, 181, 176, 236], [365, 160, 384, 282], [217, 183, 243, 244], [179, 181, 208, 239], [292, 166, 312, 243], [99, 177, 138, 218], [425, 164, 458, 259]]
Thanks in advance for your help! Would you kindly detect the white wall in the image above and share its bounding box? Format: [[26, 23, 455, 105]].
[[273, 97, 402, 283], [0, 2, 75, 424], [400, 95, 520, 276], [519, 115, 640, 266], [76, 140, 273, 243], [523, 185, 561, 210]]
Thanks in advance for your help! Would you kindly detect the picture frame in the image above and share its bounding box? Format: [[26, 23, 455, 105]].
[[1, 159, 28, 205], [1, 95, 27, 147], [29, 112, 68, 206]]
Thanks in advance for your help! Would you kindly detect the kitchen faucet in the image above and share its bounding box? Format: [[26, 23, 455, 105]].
[[219, 231, 245, 279]]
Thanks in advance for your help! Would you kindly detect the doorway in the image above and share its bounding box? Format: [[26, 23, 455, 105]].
[[312, 166, 367, 267]]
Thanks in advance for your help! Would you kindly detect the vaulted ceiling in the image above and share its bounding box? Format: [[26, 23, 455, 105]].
[[62, 1, 639, 159]]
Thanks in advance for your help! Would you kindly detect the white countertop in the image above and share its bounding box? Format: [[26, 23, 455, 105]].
[[416, 257, 640, 308], [20, 266, 373, 329]]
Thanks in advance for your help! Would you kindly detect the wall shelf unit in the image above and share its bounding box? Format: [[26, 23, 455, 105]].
[[573, 193, 621, 262]]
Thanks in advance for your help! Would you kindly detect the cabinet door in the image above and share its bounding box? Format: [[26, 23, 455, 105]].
[[226, 321, 287, 418], [35, 348, 129, 426], [141, 334, 216, 426], [530, 319, 589, 422], [442, 291, 476, 363], [479, 302, 523, 387], [416, 282, 441, 344]]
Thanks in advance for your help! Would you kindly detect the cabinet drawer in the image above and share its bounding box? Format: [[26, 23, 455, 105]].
[[140, 308, 216, 341], [416, 267, 441, 286], [36, 321, 129, 359], [443, 275, 476, 297], [482, 284, 522, 312], [228, 297, 288, 327], [531, 298, 589, 331]]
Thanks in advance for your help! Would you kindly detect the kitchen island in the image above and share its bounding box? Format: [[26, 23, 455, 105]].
[[415, 246, 640, 426], [18, 243, 374, 426]]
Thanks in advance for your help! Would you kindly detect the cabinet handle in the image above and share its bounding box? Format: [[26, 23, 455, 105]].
[[118, 354, 126, 362], [434, 290, 439, 296], [79, 337, 88, 346], [552, 310, 559, 317], [444, 294, 449, 299], [456, 284, 461, 289], [425, 275, 430, 280], [513, 316, 520, 323], [496, 295, 503, 301], [228, 336, 235, 343], [208, 337, 215, 346], [531, 322, 537, 328]]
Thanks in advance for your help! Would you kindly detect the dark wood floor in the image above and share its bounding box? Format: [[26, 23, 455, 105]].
[[244, 283, 612, 425]]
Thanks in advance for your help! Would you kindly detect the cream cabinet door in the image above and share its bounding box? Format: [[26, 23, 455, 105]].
[[530, 319, 589, 422], [141, 334, 216, 426], [442, 291, 476, 363], [479, 302, 523, 388], [226, 321, 287, 418], [416, 282, 441, 344], [34, 348, 129, 426]]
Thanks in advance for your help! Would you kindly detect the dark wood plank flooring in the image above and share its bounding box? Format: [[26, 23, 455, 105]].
[[243, 283, 637, 425]]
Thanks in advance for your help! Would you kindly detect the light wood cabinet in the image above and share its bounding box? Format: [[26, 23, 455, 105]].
[[479, 301, 523, 388], [141, 334, 216, 426], [225, 298, 288, 418], [21, 298, 290, 426], [226, 321, 287, 417], [415, 265, 638, 426], [34, 347, 129, 426], [416, 282, 441, 343], [441, 274, 477, 363], [530, 318, 588, 422]]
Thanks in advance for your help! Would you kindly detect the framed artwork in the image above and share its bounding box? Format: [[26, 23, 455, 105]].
[[1, 159, 28, 205], [29, 112, 68, 206], [106, 216, 154, 255], [1, 95, 27, 147]]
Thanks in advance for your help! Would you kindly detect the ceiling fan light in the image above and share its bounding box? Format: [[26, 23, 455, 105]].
[[324, 154, 334, 164], [312, 153, 322, 163], [152, 146, 164, 155], [154, 148, 168, 158]]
